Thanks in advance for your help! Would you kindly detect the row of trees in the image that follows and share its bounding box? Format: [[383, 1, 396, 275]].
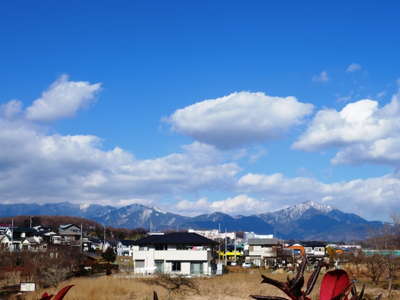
[[0, 246, 86, 288]]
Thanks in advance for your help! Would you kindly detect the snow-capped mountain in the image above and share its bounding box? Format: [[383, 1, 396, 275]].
[[0, 201, 383, 241], [260, 200, 333, 224]]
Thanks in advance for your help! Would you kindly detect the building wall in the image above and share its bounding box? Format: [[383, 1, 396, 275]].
[[132, 248, 212, 275], [249, 245, 277, 257]]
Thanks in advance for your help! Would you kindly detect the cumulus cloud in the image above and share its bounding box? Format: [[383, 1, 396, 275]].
[[346, 63, 362, 73], [293, 92, 400, 167], [0, 116, 240, 205], [312, 71, 329, 82], [3, 75, 400, 220], [26, 75, 101, 122], [0, 80, 239, 206], [175, 194, 270, 216], [167, 91, 313, 149], [237, 172, 400, 220]]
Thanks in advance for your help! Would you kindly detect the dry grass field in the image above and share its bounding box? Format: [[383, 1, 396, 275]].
[[21, 269, 397, 300]]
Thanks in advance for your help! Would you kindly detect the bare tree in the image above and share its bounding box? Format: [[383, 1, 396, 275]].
[[384, 255, 400, 298], [363, 255, 386, 285]]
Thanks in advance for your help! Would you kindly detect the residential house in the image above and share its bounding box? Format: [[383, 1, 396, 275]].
[[245, 238, 282, 267], [302, 241, 327, 258], [117, 240, 136, 256], [58, 224, 81, 245], [0, 226, 13, 250], [21, 236, 46, 252], [33, 225, 56, 243], [0, 233, 12, 250], [131, 232, 217, 276]]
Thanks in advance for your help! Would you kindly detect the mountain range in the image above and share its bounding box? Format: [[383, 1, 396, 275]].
[[0, 201, 384, 241]]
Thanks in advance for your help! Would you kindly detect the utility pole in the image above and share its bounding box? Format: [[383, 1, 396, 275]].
[[224, 228, 227, 266], [234, 232, 237, 264], [11, 218, 14, 252], [103, 225, 106, 251], [80, 223, 83, 252], [29, 216, 32, 228], [218, 223, 221, 263]]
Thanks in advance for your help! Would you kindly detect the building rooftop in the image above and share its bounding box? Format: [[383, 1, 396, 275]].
[[248, 238, 280, 245], [134, 232, 217, 246]]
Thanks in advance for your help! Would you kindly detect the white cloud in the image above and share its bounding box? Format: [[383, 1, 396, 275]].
[[0, 81, 240, 206], [175, 194, 270, 216], [26, 75, 101, 122], [293, 92, 400, 167], [312, 71, 329, 82], [331, 137, 400, 166], [167, 91, 313, 149], [0, 100, 23, 119], [3, 75, 400, 221], [237, 172, 400, 220], [0, 116, 240, 205], [346, 63, 362, 73]]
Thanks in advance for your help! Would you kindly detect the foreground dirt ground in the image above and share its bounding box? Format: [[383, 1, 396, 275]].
[[23, 270, 397, 300]]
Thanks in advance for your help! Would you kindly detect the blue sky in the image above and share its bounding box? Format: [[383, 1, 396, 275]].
[[1, 1, 400, 221]]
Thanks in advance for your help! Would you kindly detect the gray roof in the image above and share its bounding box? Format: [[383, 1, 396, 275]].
[[248, 238, 280, 245], [134, 232, 217, 246]]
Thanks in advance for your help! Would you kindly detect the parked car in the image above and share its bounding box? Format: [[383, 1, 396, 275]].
[[242, 262, 252, 268]]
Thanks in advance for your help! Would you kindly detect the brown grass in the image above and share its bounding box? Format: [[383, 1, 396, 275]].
[[21, 270, 397, 300]]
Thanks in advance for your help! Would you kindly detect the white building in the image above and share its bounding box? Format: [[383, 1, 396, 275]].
[[244, 232, 273, 241], [131, 232, 217, 276], [117, 240, 136, 256], [188, 229, 236, 240], [302, 241, 327, 257], [246, 238, 282, 266], [0, 234, 12, 250]]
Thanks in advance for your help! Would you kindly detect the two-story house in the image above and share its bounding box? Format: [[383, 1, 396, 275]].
[[245, 238, 282, 267], [131, 232, 217, 276], [58, 224, 81, 245]]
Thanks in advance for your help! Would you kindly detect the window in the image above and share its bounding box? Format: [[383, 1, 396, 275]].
[[172, 261, 181, 272], [190, 262, 203, 274], [135, 260, 145, 268], [155, 260, 164, 273]]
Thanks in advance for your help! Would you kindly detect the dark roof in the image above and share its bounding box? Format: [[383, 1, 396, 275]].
[[299, 241, 327, 247], [134, 232, 217, 246], [59, 224, 79, 230], [89, 237, 102, 243], [13, 227, 37, 234], [119, 240, 137, 246]]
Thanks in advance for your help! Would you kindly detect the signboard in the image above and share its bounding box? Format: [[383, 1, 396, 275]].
[[20, 282, 35, 292]]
